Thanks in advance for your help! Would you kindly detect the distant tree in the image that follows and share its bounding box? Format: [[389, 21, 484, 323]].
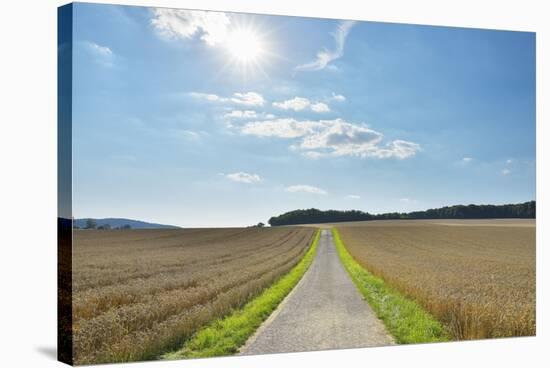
[[256, 222, 265, 228], [85, 218, 97, 229], [103, 224, 111, 230], [121, 224, 132, 230], [268, 201, 536, 226]]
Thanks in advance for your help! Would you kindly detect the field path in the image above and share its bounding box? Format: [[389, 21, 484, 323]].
[[240, 229, 394, 355]]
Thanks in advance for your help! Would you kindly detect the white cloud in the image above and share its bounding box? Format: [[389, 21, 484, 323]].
[[331, 93, 346, 102], [189, 92, 221, 101], [86, 42, 112, 56], [346, 194, 361, 199], [506, 159, 513, 164], [223, 110, 276, 121], [462, 157, 473, 163], [311, 102, 330, 113], [151, 8, 231, 46], [231, 92, 265, 106], [272, 97, 330, 113], [225, 172, 261, 183], [189, 91, 264, 106], [241, 118, 318, 138], [502, 169, 511, 175], [239, 118, 420, 159], [294, 20, 356, 72], [224, 110, 258, 119], [273, 97, 311, 111], [285, 185, 327, 195], [302, 151, 324, 159], [399, 198, 418, 203], [176, 129, 201, 140], [83, 41, 114, 67], [370, 140, 421, 159]]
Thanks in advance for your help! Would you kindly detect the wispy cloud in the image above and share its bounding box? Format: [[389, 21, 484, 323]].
[[272, 97, 330, 113], [285, 185, 327, 195], [224, 110, 275, 120], [176, 129, 208, 141], [225, 172, 261, 183], [87, 42, 112, 56], [331, 93, 346, 102], [189, 92, 221, 101], [294, 20, 356, 72], [239, 118, 420, 159], [224, 110, 258, 119], [190, 91, 265, 106], [151, 8, 231, 46], [457, 156, 473, 166], [302, 151, 324, 159], [83, 41, 114, 67], [346, 194, 361, 199], [500, 159, 514, 175], [167, 129, 203, 141]]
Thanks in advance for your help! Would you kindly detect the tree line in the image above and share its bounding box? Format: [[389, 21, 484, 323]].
[[268, 201, 535, 226], [73, 219, 132, 230]]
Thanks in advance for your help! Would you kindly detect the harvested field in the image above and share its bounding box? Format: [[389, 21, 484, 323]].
[[337, 221, 535, 340], [72, 227, 315, 364]]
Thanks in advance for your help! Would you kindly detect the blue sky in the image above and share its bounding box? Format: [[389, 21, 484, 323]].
[[71, 3, 535, 227]]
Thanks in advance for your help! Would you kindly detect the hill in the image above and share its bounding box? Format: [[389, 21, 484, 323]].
[[268, 201, 536, 226], [74, 218, 179, 229]]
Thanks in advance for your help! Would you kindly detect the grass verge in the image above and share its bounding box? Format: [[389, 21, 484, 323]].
[[163, 229, 321, 359], [332, 228, 449, 344]]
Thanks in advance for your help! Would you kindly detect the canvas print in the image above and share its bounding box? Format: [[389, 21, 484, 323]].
[[57, 2, 536, 366]]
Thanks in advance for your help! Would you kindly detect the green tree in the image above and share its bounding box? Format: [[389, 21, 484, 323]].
[[85, 218, 97, 229]]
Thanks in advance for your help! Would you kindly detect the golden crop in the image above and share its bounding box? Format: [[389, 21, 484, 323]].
[[337, 220, 535, 340], [72, 227, 315, 364]]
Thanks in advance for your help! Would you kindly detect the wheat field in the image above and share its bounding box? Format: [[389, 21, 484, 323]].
[[337, 220, 535, 340], [72, 227, 315, 364]]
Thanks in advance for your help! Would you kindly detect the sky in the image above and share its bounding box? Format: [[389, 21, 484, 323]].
[[71, 3, 536, 227]]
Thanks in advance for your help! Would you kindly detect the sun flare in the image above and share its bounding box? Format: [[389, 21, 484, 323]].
[[225, 28, 264, 64]]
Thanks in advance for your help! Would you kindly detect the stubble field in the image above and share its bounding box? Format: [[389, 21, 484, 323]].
[[72, 227, 315, 364], [337, 220, 535, 340]]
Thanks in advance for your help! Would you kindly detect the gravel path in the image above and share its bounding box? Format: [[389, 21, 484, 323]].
[[239, 229, 394, 355]]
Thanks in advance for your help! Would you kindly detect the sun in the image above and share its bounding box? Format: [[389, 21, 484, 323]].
[[225, 28, 264, 64], [215, 23, 277, 80]]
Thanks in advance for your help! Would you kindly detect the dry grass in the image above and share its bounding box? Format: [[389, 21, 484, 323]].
[[337, 221, 535, 340], [72, 227, 315, 364]]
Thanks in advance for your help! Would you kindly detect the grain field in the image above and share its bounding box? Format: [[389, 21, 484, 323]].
[[72, 227, 315, 364], [337, 221, 535, 340]]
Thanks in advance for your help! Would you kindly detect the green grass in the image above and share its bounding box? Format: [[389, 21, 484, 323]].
[[163, 229, 321, 359], [332, 228, 449, 344]]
